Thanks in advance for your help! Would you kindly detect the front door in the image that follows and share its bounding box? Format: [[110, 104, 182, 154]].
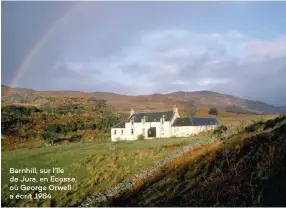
[[148, 127, 156, 137]]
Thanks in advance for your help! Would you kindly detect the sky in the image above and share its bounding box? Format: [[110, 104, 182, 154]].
[[2, 1, 286, 106]]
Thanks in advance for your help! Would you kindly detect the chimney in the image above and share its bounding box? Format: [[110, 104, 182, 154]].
[[130, 109, 134, 117], [173, 105, 178, 114]]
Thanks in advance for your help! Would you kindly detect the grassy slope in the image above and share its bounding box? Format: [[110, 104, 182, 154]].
[[109, 116, 286, 207], [216, 111, 278, 129], [1, 136, 210, 207]]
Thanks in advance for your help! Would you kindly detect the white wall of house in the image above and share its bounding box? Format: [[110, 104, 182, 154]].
[[111, 123, 217, 141], [123, 120, 173, 140], [145, 121, 172, 139], [171, 125, 217, 137], [111, 128, 126, 142]]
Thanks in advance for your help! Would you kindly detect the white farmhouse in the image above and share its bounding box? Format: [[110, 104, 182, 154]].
[[111, 105, 218, 142]]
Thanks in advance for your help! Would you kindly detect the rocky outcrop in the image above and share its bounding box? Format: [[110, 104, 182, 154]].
[[3, 93, 51, 104]]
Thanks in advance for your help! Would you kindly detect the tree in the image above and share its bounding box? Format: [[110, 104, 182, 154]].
[[213, 125, 228, 140], [41, 130, 57, 145], [208, 107, 218, 115], [3, 105, 40, 116], [98, 112, 120, 130], [41, 124, 59, 145]]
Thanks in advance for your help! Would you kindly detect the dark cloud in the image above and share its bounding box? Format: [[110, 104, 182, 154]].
[[2, 2, 286, 106]]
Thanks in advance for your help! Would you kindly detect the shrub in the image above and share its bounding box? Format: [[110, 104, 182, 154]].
[[245, 124, 257, 132], [213, 125, 228, 140], [41, 124, 64, 145], [137, 134, 145, 140], [244, 120, 264, 133], [41, 130, 57, 145], [3, 105, 42, 116], [264, 115, 286, 130], [208, 107, 218, 115], [115, 137, 122, 143], [98, 112, 120, 130], [69, 135, 83, 143], [1, 113, 32, 136]]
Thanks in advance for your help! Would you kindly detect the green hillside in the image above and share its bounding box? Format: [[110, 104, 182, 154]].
[[1, 99, 128, 150], [108, 115, 286, 207]]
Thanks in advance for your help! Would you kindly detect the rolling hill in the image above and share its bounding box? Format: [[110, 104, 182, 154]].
[[1, 86, 284, 115]]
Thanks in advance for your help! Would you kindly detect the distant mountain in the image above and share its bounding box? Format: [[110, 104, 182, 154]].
[[1, 85, 284, 114], [165, 90, 282, 114], [278, 106, 286, 113], [245, 99, 282, 114]]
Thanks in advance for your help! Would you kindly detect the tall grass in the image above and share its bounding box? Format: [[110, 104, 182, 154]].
[[108, 116, 286, 207]]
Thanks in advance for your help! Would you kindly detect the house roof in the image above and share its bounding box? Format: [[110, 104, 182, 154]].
[[172, 117, 193, 126], [172, 117, 218, 127], [112, 120, 126, 128], [190, 117, 218, 126], [128, 111, 174, 123]]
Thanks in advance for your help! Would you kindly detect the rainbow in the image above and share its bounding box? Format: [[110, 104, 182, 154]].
[[8, 3, 82, 93]]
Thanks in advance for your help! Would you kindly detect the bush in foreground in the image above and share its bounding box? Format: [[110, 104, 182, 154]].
[[213, 125, 228, 140], [137, 134, 145, 140]]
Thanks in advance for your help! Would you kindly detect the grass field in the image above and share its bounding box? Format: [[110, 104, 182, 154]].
[[1, 112, 279, 207], [1, 135, 210, 207], [217, 111, 278, 125]]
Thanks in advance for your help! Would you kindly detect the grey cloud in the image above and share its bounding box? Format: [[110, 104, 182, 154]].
[[209, 57, 286, 105], [105, 29, 286, 105], [3, 2, 286, 106], [121, 64, 152, 75]]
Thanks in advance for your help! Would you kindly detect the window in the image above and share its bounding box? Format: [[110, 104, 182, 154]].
[[114, 130, 116, 135], [131, 118, 134, 125], [131, 129, 134, 135], [121, 130, 124, 135]]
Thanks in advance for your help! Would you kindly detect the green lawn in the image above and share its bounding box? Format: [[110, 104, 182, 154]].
[[1, 136, 210, 207]]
